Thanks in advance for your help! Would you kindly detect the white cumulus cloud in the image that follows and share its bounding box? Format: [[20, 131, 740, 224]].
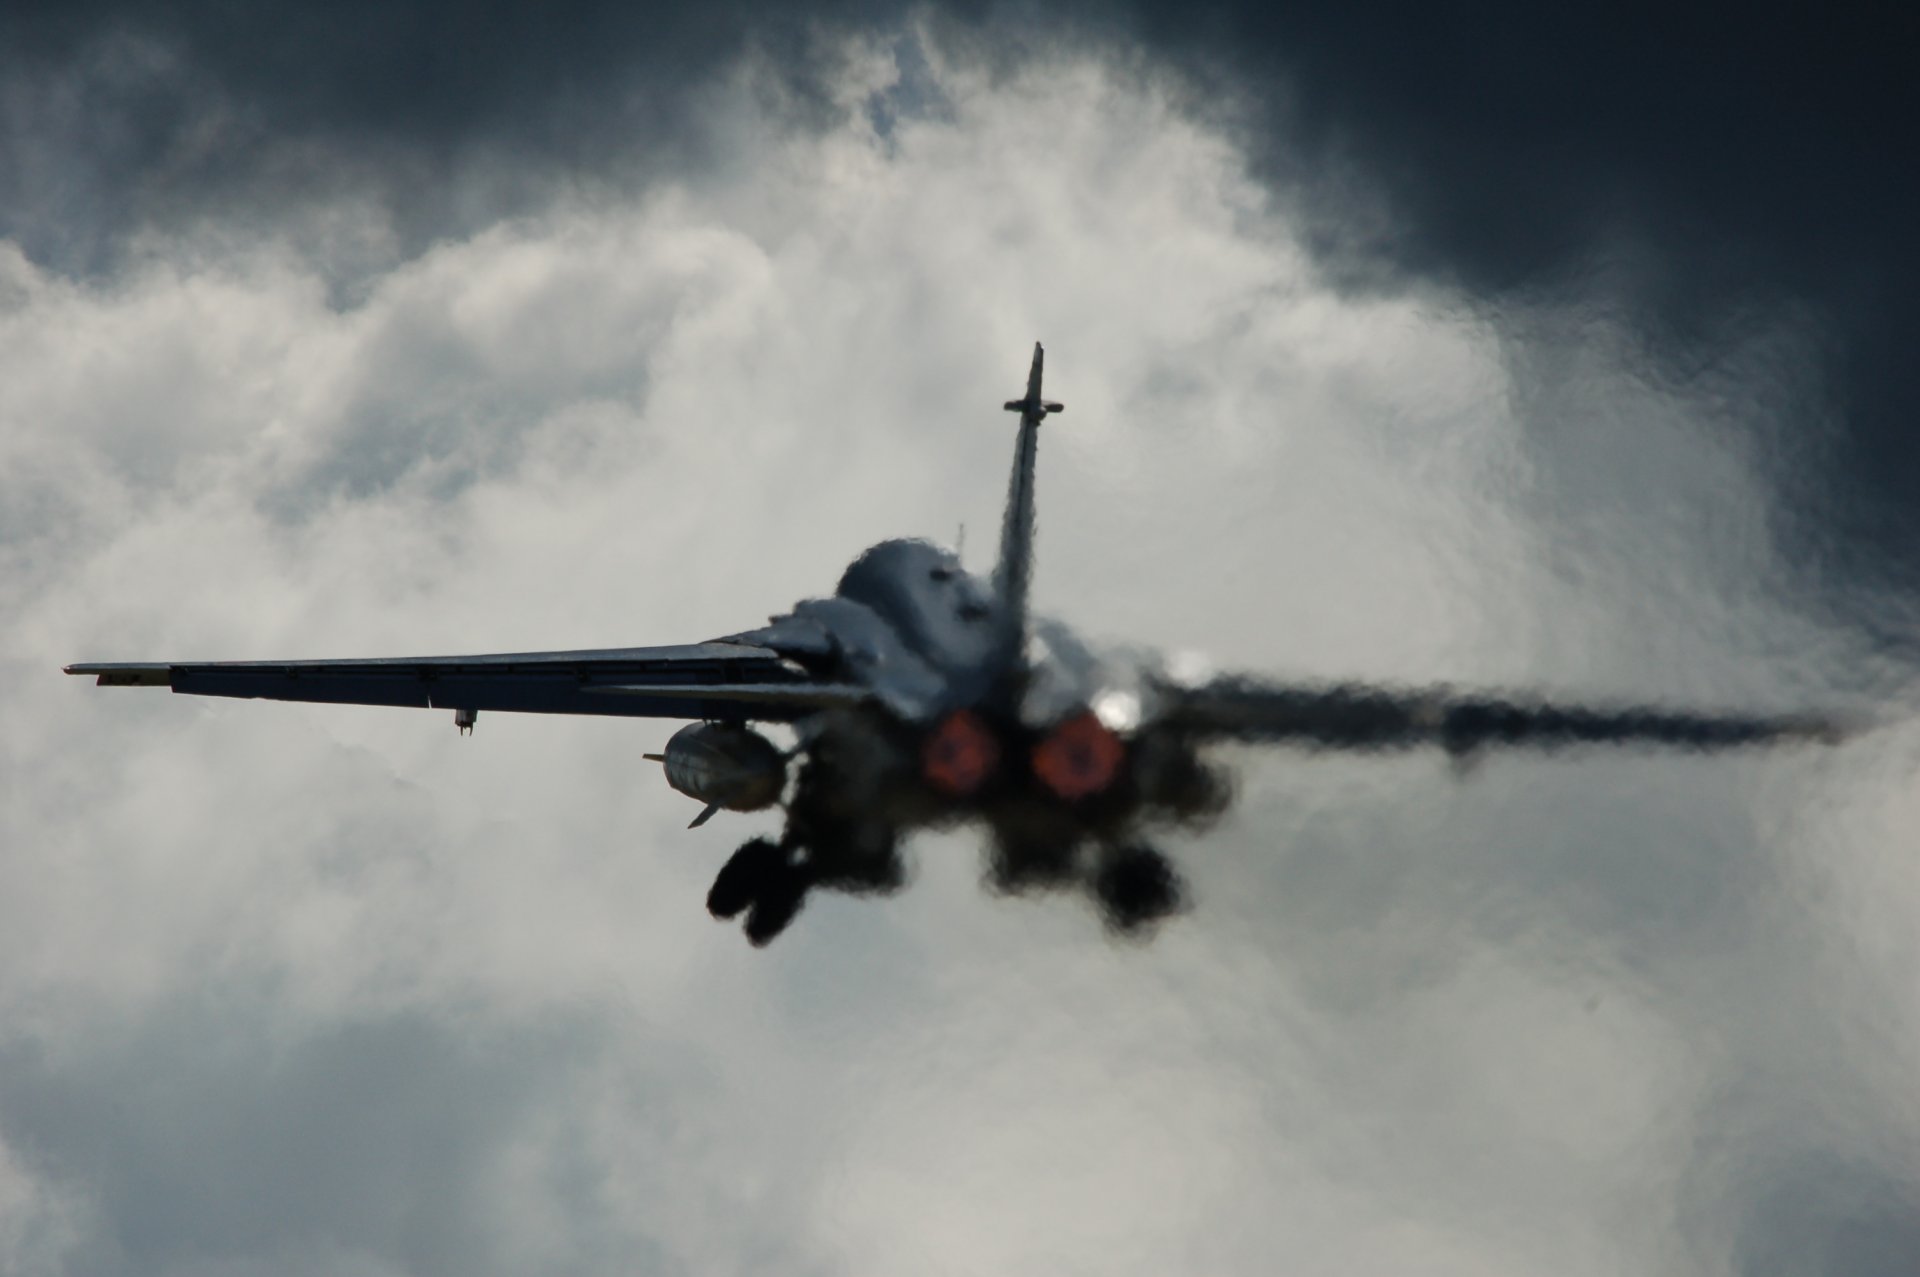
[[2, 32, 1912, 1277]]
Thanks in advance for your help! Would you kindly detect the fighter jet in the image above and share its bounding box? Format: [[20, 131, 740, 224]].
[[67, 345, 1848, 945]]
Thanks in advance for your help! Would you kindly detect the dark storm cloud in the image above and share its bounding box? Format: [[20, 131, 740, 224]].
[[1090, 3, 1920, 627], [5, 12, 1915, 1273], [8, 2, 1911, 614], [1731, 1155, 1920, 1277], [0, 0, 971, 277], [0, 999, 694, 1275]]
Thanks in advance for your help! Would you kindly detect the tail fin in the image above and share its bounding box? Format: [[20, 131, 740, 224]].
[[990, 343, 1063, 686], [1002, 342, 1065, 418]]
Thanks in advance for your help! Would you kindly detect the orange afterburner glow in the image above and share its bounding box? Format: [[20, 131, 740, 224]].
[[1032, 711, 1127, 801], [922, 710, 1001, 796]]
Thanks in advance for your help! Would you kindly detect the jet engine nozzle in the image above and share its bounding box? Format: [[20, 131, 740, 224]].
[[652, 722, 788, 817], [922, 709, 1001, 797], [1031, 711, 1126, 802]]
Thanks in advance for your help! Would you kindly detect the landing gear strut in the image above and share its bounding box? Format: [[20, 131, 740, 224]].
[[706, 824, 903, 947], [703, 748, 910, 946]]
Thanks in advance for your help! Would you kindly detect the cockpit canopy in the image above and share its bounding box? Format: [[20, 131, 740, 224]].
[[835, 538, 999, 679]]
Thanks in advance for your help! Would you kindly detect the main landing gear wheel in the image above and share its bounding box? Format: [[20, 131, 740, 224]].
[[1092, 844, 1186, 934], [743, 867, 809, 947], [707, 837, 813, 946], [707, 838, 784, 920]]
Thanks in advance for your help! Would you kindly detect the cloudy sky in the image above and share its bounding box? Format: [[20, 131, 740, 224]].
[[3, 4, 1917, 1274]]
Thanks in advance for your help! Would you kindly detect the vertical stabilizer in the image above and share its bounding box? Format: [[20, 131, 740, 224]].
[[991, 343, 1064, 685]]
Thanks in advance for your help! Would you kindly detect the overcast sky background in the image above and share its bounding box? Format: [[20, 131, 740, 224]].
[[3, 5, 1917, 1275]]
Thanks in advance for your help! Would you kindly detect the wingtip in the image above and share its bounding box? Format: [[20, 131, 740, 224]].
[[1808, 712, 1872, 745], [63, 663, 172, 686], [1765, 710, 1869, 747]]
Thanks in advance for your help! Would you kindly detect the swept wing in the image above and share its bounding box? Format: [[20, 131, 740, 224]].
[[1153, 674, 1847, 754], [65, 642, 865, 722]]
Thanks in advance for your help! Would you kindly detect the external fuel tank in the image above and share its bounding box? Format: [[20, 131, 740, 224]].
[[649, 722, 787, 821]]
